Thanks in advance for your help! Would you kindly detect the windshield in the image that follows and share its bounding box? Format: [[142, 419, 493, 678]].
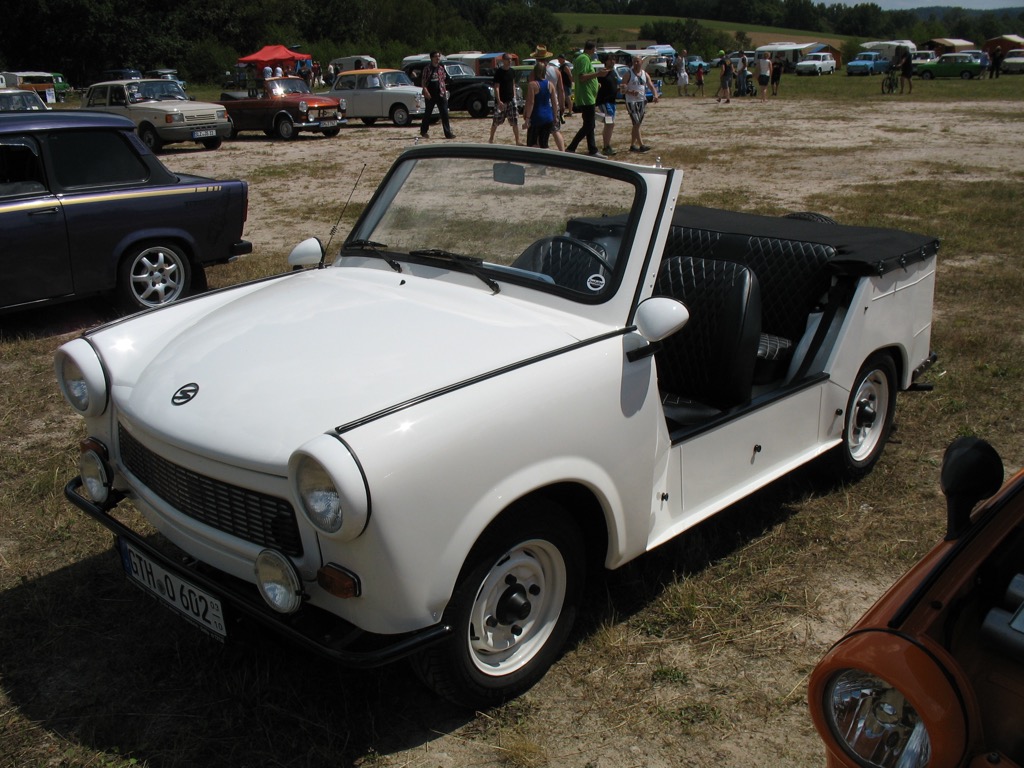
[[344, 154, 641, 301], [269, 78, 311, 95], [381, 71, 414, 87], [133, 80, 188, 101]]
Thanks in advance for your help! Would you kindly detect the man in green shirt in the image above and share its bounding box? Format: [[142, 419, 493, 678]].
[[566, 41, 600, 155]]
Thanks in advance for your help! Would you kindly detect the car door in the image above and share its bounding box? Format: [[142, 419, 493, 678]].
[[334, 75, 364, 116], [0, 135, 72, 308]]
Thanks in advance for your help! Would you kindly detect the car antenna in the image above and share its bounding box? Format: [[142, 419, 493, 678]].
[[320, 162, 367, 268]]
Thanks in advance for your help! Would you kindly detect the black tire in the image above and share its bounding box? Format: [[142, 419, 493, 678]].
[[276, 117, 296, 139], [831, 353, 898, 480], [119, 242, 192, 311], [922, 71, 934, 80], [411, 502, 585, 709], [784, 211, 838, 225], [321, 128, 341, 137], [468, 95, 488, 119], [391, 104, 411, 127], [201, 136, 223, 150], [138, 124, 163, 152], [961, 71, 972, 80], [360, 117, 378, 126]]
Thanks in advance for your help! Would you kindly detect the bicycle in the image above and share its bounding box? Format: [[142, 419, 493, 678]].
[[881, 67, 898, 94]]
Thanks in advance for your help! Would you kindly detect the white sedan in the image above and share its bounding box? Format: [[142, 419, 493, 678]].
[[795, 53, 837, 75], [1001, 49, 1024, 74], [57, 144, 938, 709]]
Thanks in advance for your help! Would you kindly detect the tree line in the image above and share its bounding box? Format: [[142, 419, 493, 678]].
[[2, 0, 1020, 87]]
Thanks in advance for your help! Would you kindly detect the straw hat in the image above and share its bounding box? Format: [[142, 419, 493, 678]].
[[531, 45, 553, 60]]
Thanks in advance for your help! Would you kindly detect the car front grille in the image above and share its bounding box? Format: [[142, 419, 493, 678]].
[[184, 112, 219, 123], [312, 107, 336, 120], [118, 424, 303, 556]]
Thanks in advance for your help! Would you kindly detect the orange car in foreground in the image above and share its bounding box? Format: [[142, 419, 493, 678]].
[[808, 437, 1023, 768]]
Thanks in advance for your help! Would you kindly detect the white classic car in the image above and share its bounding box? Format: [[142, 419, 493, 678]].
[[84, 79, 232, 151], [57, 144, 938, 708], [795, 53, 837, 75]]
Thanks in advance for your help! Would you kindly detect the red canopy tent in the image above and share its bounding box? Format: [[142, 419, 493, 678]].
[[238, 45, 311, 73]]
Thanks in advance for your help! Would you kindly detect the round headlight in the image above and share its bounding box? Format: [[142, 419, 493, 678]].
[[298, 100, 309, 113], [78, 443, 112, 505], [289, 434, 370, 541], [295, 454, 343, 533], [826, 669, 931, 768], [55, 339, 108, 417], [254, 549, 303, 613]]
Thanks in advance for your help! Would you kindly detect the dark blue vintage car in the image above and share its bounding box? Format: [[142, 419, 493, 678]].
[[0, 111, 251, 313]]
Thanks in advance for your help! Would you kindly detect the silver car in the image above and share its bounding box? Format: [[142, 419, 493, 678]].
[[327, 69, 425, 127]]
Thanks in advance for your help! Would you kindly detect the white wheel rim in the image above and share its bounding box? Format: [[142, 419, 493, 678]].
[[848, 368, 890, 463], [130, 247, 185, 307], [467, 539, 566, 676]]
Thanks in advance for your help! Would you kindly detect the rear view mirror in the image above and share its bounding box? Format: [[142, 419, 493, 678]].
[[493, 162, 525, 186]]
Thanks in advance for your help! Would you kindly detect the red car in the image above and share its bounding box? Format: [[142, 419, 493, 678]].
[[218, 76, 345, 139], [808, 436, 1023, 768]]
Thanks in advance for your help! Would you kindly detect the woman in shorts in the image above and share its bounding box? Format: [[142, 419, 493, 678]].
[[624, 56, 658, 152], [757, 53, 772, 102]]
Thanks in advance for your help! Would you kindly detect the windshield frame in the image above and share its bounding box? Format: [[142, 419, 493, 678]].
[[341, 144, 651, 306]]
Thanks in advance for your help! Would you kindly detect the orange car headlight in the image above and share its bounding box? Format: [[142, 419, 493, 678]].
[[809, 632, 967, 768], [825, 668, 930, 767]]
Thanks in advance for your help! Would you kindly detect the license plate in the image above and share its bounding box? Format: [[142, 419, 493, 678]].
[[191, 129, 216, 139], [319, 120, 338, 128], [120, 539, 227, 639]]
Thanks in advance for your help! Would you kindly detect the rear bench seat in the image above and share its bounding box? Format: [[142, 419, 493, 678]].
[[661, 206, 840, 384]]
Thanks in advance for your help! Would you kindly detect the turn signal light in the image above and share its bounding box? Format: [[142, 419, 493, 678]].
[[317, 564, 361, 598]]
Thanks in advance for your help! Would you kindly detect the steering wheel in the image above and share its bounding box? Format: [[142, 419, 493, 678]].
[[531, 235, 614, 273]]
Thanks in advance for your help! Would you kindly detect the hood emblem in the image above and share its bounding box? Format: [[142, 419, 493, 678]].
[[172, 383, 199, 406]]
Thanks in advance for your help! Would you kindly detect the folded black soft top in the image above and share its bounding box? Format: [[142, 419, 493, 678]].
[[674, 205, 939, 276]]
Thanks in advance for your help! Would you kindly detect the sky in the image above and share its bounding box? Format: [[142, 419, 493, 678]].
[[859, 0, 1018, 8]]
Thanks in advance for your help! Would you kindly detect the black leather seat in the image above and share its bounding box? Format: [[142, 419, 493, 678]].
[[512, 236, 609, 292], [654, 256, 762, 427]]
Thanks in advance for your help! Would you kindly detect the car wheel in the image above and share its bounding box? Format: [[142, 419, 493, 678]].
[[468, 96, 488, 119], [276, 117, 296, 139], [411, 502, 584, 709], [832, 353, 898, 480], [119, 242, 192, 311], [360, 117, 378, 126], [784, 211, 838, 225], [922, 71, 934, 80], [138, 125, 164, 152], [201, 136, 223, 150], [961, 71, 972, 80], [321, 128, 341, 137], [390, 104, 411, 127]]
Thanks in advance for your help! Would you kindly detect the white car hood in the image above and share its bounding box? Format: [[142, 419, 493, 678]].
[[110, 268, 595, 471]]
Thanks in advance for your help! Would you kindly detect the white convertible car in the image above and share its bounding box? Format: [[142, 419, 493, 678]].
[[57, 144, 938, 708]]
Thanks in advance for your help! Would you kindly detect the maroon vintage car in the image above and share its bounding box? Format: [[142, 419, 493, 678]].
[[218, 77, 345, 139]]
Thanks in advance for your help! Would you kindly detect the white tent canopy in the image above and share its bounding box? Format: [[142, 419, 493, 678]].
[[755, 42, 818, 54]]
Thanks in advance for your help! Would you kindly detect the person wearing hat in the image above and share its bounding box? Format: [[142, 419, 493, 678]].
[[716, 50, 733, 103], [531, 46, 568, 150]]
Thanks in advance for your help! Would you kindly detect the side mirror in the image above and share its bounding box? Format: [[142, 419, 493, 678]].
[[288, 237, 326, 269], [941, 436, 1004, 540], [627, 297, 689, 363], [634, 296, 689, 342]]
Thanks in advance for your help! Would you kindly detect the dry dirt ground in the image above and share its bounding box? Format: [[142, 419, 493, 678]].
[[3, 94, 1020, 768]]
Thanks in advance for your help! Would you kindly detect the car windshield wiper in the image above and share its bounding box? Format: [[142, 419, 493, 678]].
[[343, 239, 401, 272], [408, 249, 500, 294]]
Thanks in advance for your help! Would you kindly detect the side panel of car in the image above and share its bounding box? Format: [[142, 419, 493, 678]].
[[317, 336, 671, 634], [1, 132, 73, 306]]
